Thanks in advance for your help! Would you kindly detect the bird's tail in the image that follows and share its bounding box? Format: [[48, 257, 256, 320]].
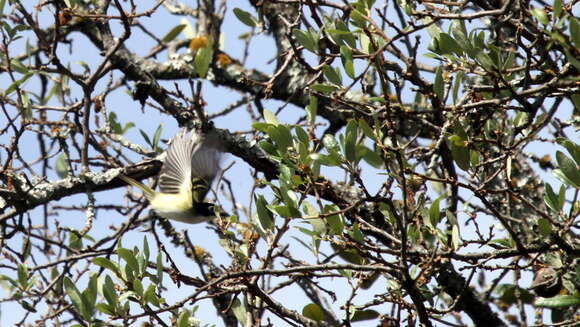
[[118, 174, 155, 200]]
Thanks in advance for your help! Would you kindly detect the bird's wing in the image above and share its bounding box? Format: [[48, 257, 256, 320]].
[[158, 130, 194, 194], [158, 130, 222, 202], [189, 131, 222, 202]]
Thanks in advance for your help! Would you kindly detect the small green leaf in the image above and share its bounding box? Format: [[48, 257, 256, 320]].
[[96, 303, 115, 315], [152, 125, 163, 152], [537, 218, 552, 236], [530, 7, 548, 25], [448, 134, 470, 171], [557, 138, 580, 166], [55, 153, 70, 178], [162, 24, 186, 43], [543, 183, 561, 212], [102, 275, 117, 308], [5, 72, 33, 95], [64, 276, 84, 316], [570, 18, 580, 49], [452, 70, 463, 105], [293, 29, 317, 52], [306, 95, 317, 124], [434, 66, 444, 101], [263, 109, 278, 125], [323, 65, 342, 85], [556, 151, 580, 188], [176, 309, 191, 327], [310, 83, 339, 93], [350, 9, 367, 28], [340, 45, 355, 79], [267, 125, 293, 152], [233, 8, 257, 27], [553, 0, 562, 18], [429, 195, 444, 227], [231, 298, 249, 327], [302, 303, 324, 321], [351, 309, 380, 322], [17, 263, 29, 289], [324, 205, 344, 235], [144, 284, 160, 307], [344, 120, 358, 163], [323, 134, 341, 155], [439, 33, 463, 56], [156, 252, 163, 285], [194, 40, 213, 77], [535, 295, 580, 308], [117, 248, 140, 276], [255, 195, 275, 231]]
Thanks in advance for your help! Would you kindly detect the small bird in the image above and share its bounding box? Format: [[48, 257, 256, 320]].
[[118, 129, 223, 224]]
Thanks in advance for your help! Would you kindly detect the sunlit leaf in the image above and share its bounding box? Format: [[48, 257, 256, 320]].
[[162, 24, 186, 43], [302, 303, 324, 321], [233, 8, 257, 27]]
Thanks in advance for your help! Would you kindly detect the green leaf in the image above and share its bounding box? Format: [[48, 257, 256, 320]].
[[267, 125, 293, 152], [537, 218, 552, 236], [530, 7, 548, 25], [295, 125, 309, 146], [557, 138, 580, 166], [310, 83, 339, 93], [152, 124, 163, 153], [96, 303, 115, 315], [302, 303, 324, 321], [176, 309, 191, 327], [55, 153, 70, 178], [162, 24, 186, 43], [452, 70, 463, 105], [553, 0, 562, 18], [351, 309, 380, 322], [323, 65, 342, 85], [543, 183, 562, 212], [344, 120, 359, 163], [448, 134, 470, 171], [64, 276, 85, 317], [5, 72, 33, 95], [194, 39, 213, 78], [535, 295, 580, 308], [324, 204, 344, 235], [306, 95, 317, 124], [156, 252, 163, 285], [102, 275, 117, 308], [439, 33, 463, 56], [429, 194, 444, 227], [0, 0, 6, 17], [17, 263, 29, 289], [361, 146, 383, 168], [323, 134, 341, 155], [255, 195, 275, 231], [233, 8, 257, 27], [293, 29, 317, 52], [451, 224, 461, 250], [340, 45, 355, 79], [570, 18, 580, 49], [556, 151, 580, 188], [232, 298, 249, 327], [350, 9, 367, 28], [263, 108, 279, 125], [117, 248, 140, 276], [451, 20, 473, 55], [433, 66, 444, 101], [335, 20, 356, 47], [144, 284, 160, 307]]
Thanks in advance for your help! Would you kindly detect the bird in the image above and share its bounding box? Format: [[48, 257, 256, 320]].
[[118, 129, 224, 224]]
